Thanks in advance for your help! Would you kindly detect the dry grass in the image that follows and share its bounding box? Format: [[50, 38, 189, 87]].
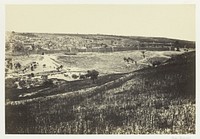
[[5, 51, 195, 134]]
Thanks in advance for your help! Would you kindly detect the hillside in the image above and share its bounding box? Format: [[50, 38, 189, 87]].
[[6, 31, 195, 54], [5, 50, 186, 102], [5, 51, 195, 134]]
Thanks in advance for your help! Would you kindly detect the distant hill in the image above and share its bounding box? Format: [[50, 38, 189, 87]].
[[5, 31, 195, 54]]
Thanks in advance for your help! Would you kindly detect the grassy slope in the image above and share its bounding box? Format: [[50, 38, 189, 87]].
[[5, 51, 195, 134], [6, 51, 183, 101], [6, 73, 126, 101]]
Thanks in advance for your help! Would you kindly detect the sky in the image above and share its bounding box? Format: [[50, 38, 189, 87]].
[[6, 4, 195, 41]]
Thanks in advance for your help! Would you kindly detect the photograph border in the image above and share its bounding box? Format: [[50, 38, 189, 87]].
[[0, 0, 199, 139]]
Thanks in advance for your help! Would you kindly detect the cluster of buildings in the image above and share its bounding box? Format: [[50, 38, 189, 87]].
[[5, 31, 194, 54]]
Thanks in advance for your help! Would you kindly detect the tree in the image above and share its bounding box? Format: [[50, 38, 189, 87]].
[[141, 50, 146, 58], [174, 40, 180, 51], [60, 65, 63, 69], [57, 65, 63, 71], [30, 73, 34, 77], [56, 65, 63, 71], [15, 62, 21, 69], [124, 57, 128, 62], [72, 74, 79, 79], [31, 66, 34, 71], [79, 74, 86, 79], [152, 61, 161, 67], [86, 70, 99, 83]]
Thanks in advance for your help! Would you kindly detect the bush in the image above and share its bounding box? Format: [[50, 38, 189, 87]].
[[79, 75, 87, 79], [86, 70, 99, 83], [152, 61, 161, 67], [72, 74, 79, 79], [30, 73, 34, 77]]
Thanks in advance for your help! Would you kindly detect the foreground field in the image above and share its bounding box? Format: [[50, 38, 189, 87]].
[[5, 51, 195, 134]]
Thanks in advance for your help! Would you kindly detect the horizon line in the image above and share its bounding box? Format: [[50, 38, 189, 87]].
[[5, 30, 195, 42]]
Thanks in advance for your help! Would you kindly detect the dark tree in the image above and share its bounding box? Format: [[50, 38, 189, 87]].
[[31, 66, 34, 71], [79, 75, 87, 80], [174, 40, 180, 51], [152, 61, 161, 67], [15, 62, 21, 69], [30, 73, 34, 77], [141, 51, 146, 58], [123, 57, 128, 62], [72, 74, 79, 79], [86, 70, 99, 83], [56, 65, 63, 72]]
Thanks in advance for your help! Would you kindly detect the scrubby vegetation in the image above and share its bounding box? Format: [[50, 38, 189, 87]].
[[5, 51, 195, 134]]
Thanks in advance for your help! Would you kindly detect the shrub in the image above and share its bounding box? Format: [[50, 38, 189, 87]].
[[72, 74, 79, 79], [86, 70, 99, 83], [152, 61, 161, 67], [30, 73, 34, 77]]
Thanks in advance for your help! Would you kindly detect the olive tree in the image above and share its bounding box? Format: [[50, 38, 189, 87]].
[[86, 70, 99, 83]]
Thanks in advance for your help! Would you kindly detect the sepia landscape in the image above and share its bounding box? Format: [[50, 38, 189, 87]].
[[5, 31, 195, 134]]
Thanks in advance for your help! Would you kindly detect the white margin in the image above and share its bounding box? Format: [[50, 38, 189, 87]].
[[0, 0, 199, 139]]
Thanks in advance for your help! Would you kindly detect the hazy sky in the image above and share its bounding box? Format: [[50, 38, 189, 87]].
[[6, 5, 195, 41]]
